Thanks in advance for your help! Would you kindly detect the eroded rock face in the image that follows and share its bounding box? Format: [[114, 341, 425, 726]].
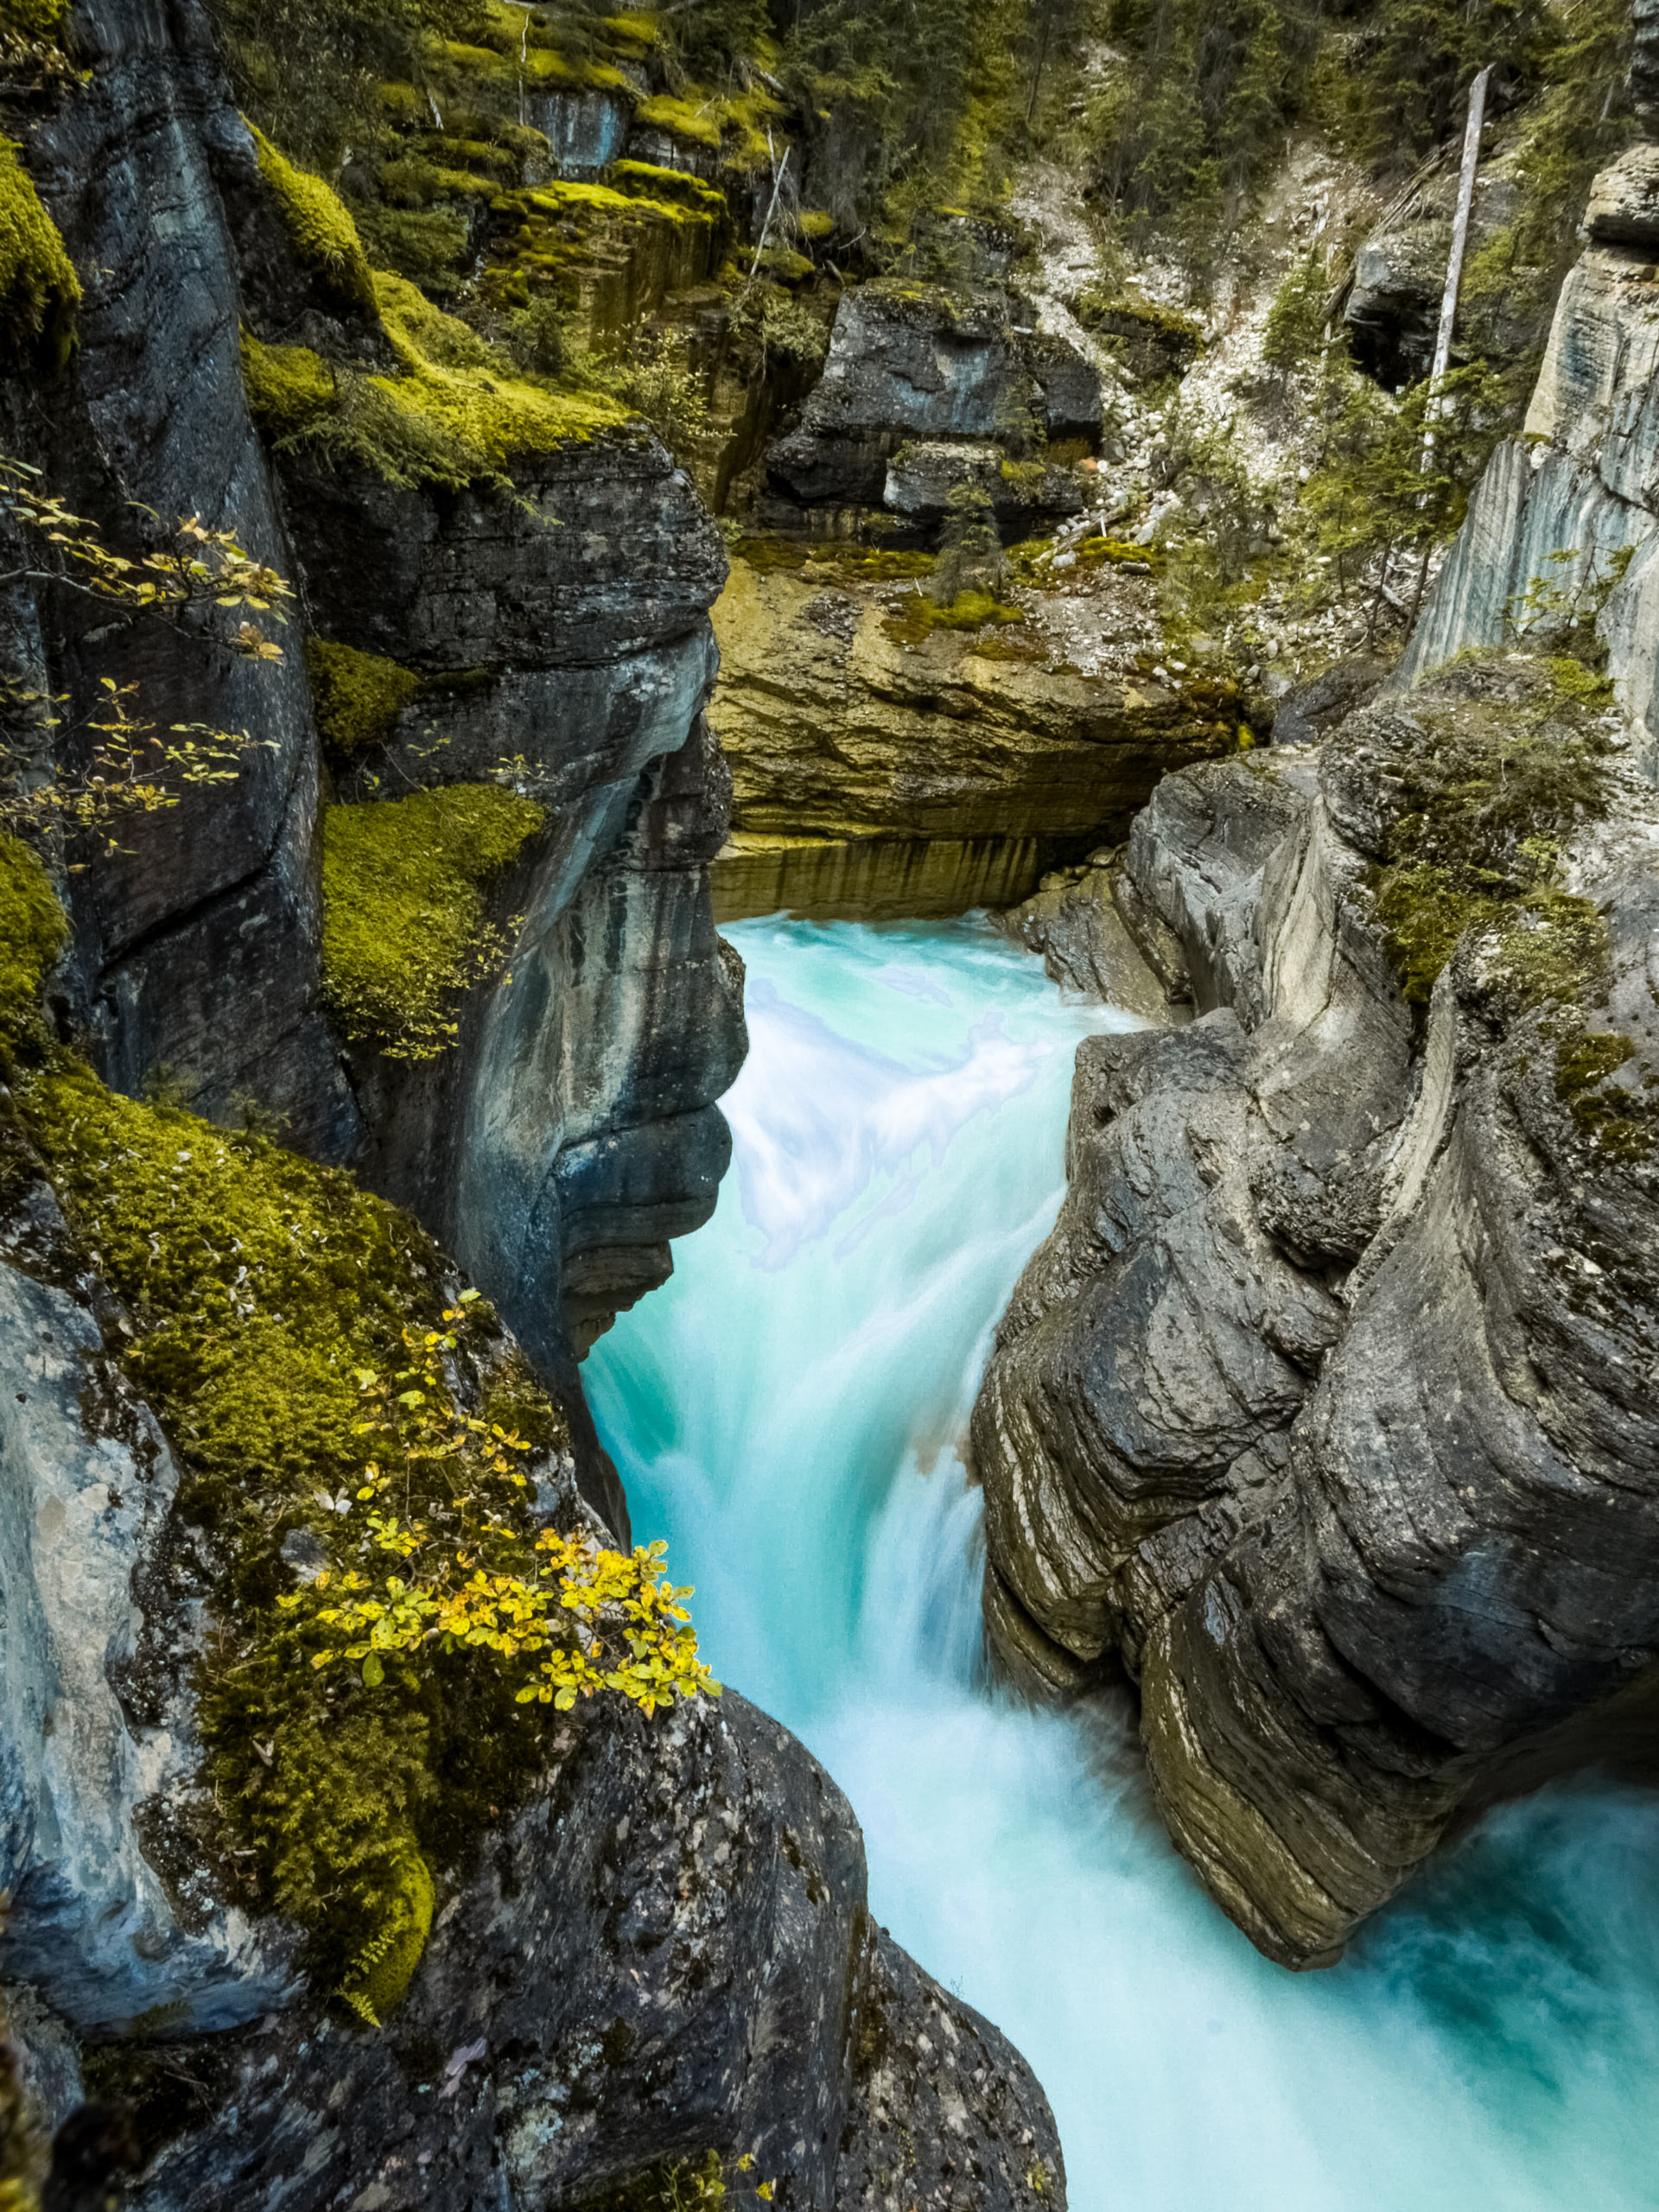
[[115, 1691, 1065, 2212], [0, 1193, 1063, 2209], [708, 550, 1238, 918], [975, 658, 1659, 1966], [1402, 143, 1659, 782], [763, 282, 1101, 534], [0, 1202, 296, 2040], [11, 0, 742, 1393]]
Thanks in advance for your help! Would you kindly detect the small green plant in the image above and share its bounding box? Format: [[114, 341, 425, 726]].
[[620, 328, 710, 461], [1363, 669, 1615, 1007], [1259, 250, 1328, 386]]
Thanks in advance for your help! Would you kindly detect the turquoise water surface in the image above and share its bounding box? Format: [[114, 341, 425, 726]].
[[586, 914, 1659, 2212]]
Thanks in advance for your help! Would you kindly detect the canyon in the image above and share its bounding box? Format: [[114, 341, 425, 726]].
[[2, 0, 1658, 2201]]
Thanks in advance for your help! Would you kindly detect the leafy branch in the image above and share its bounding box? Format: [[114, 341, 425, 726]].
[[276, 1300, 721, 1717], [0, 454, 292, 849]]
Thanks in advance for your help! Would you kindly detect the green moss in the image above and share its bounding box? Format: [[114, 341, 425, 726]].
[[601, 11, 662, 47], [0, 835, 64, 1054], [321, 781, 544, 1059], [635, 93, 723, 149], [1552, 1029, 1654, 1160], [247, 122, 375, 315], [340, 1849, 434, 2026], [0, 136, 79, 372], [0, 0, 63, 41], [884, 588, 1023, 645], [798, 208, 834, 240], [732, 535, 810, 575], [1364, 683, 1613, 1008], [306, 638, 421, 758], [239, 328, 336, 435], [352, 203, 470, 296], [609, 161, 728, 218], [299, 270, 630, 493]]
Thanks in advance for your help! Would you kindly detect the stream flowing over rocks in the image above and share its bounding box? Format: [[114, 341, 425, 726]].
[[8, 0, 1659, 2196]]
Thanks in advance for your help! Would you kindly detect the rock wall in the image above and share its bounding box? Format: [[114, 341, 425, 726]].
[[0, 1160, 1064, 2205], [0, 0, 1065, 2193], [708, 544, 1237, 919], [1401, 142, 1659, 781], [974, 656, 1659, 1966], [10, 0, 742, 1460]]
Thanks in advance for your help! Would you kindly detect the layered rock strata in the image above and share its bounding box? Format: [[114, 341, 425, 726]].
[[974, 655, 1659, 1966], [708, 546, 1240, 918], [1402, 139, 1659, 782]]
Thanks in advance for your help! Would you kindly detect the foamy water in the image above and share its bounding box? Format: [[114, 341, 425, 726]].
[[587, 914, 1659, 2212]]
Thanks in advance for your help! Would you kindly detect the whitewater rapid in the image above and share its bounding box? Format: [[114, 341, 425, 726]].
[[586, 914, 1659, 2212]]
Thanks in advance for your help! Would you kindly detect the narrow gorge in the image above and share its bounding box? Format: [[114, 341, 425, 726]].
[[2, 0, 1658, 2203]]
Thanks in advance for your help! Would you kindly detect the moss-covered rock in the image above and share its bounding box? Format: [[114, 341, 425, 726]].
[[246, 120, 375, 315], [0, 835, 64, 1052], [0, 135, 79, 372], [338, 1848, 435, 2026], [239, 327, 336, 434], [305, 637, 422, 759], [0, 0, 64, 39], [321, 781, 544, 1059]]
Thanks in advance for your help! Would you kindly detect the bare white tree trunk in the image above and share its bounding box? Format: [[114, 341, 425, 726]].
[[1421, 64, 1492, 469]]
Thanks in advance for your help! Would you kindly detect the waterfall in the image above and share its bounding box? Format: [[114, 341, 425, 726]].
[[587, 914, 1659, 2212]]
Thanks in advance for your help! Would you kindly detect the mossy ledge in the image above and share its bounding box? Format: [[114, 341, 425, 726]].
[[305, 636, 422, 759], [242, 271, 632, 493], [246, 119, 375, 315], [0, 133, 80, 372], [321, 781, 545, 1060], [0, 831, 714, 2025]]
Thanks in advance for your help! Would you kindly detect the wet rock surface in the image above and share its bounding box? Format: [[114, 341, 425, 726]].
[[975, 657, 1659, 1966], [106, 1693, 1062, 2212]]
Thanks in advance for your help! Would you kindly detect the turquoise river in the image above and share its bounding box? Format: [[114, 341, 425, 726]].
[[586, 914, 1659, 2212]]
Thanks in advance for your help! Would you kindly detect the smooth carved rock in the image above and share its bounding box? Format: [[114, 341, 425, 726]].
[[0, 1195, 296, 2038], [0, 1215, 1062, 2209], [976, 661, 1659, 1967], [707, 553, 1236, 917]]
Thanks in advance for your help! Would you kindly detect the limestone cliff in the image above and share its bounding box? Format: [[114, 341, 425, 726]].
[[709, 539, 1239, 919], [1402, 137, 1659, 784]]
